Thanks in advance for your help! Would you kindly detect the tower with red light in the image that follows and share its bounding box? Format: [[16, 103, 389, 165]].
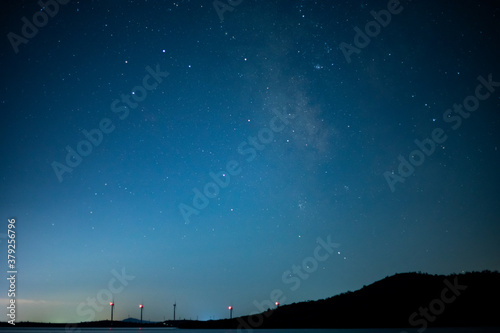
[[139, 304, 143, 324], [109, 301, 114, 323], [228, 306, 233, 319]]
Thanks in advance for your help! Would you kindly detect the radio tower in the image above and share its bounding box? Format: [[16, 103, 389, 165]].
[[109, 301, 114, 323], [173, 302, 176, 321]]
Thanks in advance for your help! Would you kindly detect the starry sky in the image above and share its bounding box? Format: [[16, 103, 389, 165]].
[[1, 0, 499, 324]]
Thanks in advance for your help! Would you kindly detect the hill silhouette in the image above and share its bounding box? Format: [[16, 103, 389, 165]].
[[3, 271, 498, 329], [174, 270, 500, 329]]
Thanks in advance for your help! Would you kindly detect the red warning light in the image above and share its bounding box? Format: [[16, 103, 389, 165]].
[[139, 304, 143, 308], [228, 306, 232, 310], [110, 302, 114, 306]]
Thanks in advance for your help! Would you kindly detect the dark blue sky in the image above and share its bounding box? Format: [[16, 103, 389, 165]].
[[1, 0, 499, 323]]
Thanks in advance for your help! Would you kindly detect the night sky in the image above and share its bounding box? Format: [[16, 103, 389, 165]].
[[1, 0, 499, 324]]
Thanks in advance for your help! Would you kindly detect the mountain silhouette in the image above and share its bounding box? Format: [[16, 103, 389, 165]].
[[175, 271, 500, 329], [3, 271, 498, 329]]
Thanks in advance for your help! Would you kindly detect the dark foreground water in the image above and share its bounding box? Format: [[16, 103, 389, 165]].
[[1, 328, 499, 333]]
